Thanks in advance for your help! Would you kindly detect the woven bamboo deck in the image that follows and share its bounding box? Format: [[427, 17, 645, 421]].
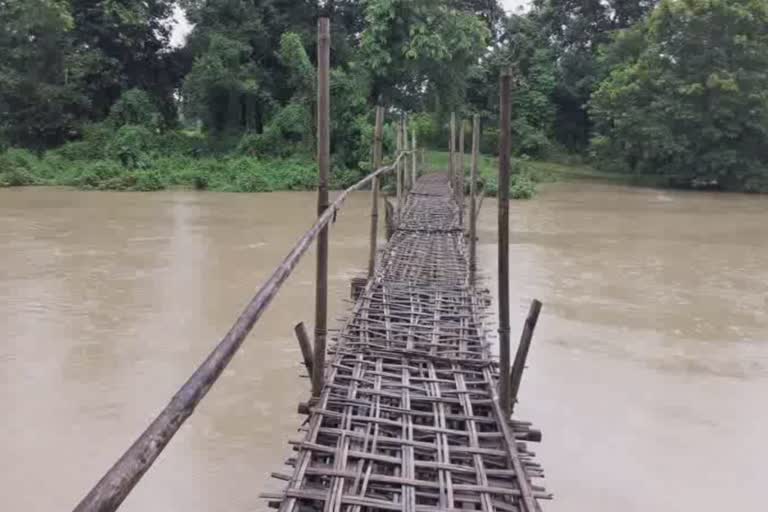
[[264, 173, 548, 512]]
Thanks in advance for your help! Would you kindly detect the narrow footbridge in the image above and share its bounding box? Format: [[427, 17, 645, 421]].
[[72, 16, 548, 512], [264, 173, 548, 512]]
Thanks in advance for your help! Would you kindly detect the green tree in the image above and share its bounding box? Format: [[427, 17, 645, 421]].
[[590, 0, 768, 191], [360, 0, 490, 112], [468, 13, 557, 156], [533, 0, 657, 150]]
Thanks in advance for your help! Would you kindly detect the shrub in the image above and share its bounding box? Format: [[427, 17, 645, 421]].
[[107, 125, 155, 168], [71, 160, 123, 189], [132, 169, 166, 191], [227, 157, 272, 192], [482, 161, 537, 199], [0, 149, 42, 186]]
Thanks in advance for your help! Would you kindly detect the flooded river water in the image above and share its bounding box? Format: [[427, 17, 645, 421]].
[[1, 183, 766, 511]]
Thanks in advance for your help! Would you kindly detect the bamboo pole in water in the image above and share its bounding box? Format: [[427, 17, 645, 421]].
[[368, 106, 384, 279], [294, 322, 314, 376], [312, 17, 331, 398], [470, 115, 480, 283], [510, 300, 542, 413], [498, 69, 513, 416]]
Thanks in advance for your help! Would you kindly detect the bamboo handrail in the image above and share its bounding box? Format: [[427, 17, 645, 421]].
[[72, 150, 412, 512]]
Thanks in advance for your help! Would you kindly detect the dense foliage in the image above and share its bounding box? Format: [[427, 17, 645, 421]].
[[1, 0, 767, 193], [590, 0, 768, 191]]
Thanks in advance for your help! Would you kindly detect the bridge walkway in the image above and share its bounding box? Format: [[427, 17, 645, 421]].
[[263, 173, 548, 512]]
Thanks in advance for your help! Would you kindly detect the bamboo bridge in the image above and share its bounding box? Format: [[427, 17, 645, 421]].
[[72, 17, 549, 512], [262, 173, 548, 512]]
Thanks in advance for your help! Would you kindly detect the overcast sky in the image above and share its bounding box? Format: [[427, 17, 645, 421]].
[[170, 1, 533, 47], [502, 0, 531, 12]]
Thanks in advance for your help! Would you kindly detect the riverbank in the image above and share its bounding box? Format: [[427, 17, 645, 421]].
[[424, 150, 667, 192], [1, 145, 656, 195]]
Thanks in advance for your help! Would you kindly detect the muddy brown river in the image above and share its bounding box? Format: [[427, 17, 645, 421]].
[[1, 183, 766, 511]]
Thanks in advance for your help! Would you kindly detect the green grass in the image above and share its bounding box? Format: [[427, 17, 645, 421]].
[[0, 149, 363, 192], [424, 150, 666, 189]]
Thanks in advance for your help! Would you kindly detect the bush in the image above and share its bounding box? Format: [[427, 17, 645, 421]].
[[70, 160, 123, 189], [107, 125, 155, 168], [227, 158, 272, 192], [0, 149, 43, 186], [482, 161, 537, 199], [132, 169, 166, 191]]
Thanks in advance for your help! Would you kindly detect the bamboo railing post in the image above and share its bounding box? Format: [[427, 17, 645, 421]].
[[368, 106, 384, 279], [312, 17, 331, 398], [411, 129, 417, 187], [402, 115, 410, 193], [498, 69, 513, 416], [458, 118, 466, 219], [510, 300, 542, 413], [470, 115, 480, 282], [449, 112, 456, 197], [396, 117, 403, 215]]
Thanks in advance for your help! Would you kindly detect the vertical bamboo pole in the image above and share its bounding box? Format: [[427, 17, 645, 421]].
[[470, 115, 480, 283], [498, 69, 513, 416], [510, 300, 542, 413], [449, 112, 456, 195], [396, 117, 403, 215], [368, 106, 384, 279], [458, 118, 466, 217], [411, 129, 417, 187], [312, 17, 331, 398], [402, 115, 409, 193]]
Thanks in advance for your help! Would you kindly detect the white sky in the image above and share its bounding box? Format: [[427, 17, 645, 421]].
[[502, 0, 532, 12], [170, 1, 533, 47]]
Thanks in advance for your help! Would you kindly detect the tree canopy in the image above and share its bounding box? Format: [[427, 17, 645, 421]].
[[590, 0, 768, 190], [2, 0, 767, 192]]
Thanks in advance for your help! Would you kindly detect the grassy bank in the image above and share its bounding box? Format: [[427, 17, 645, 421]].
[[423, 150, 667, 198], [0, 127, 363, 192]]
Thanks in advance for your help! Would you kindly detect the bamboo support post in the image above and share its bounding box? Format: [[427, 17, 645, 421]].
[[498, 69, 513, 416], [510, 300, 543, 413], [368, 106, 384, 279], [402, 115, 410, 193], [411, 129, 417, 187], [449, 112, 456, 195], [458, 118, 466, 219], [312, 17, 331, 398], [294, 322, 314, 376], [396, 118, 403, 216], [469, 115, 480, 282]]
